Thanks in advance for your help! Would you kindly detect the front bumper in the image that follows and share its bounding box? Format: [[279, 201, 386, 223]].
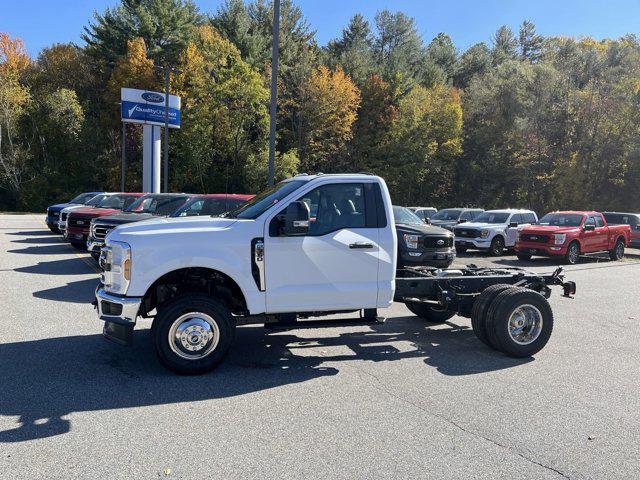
[[66, 227, 89, 243], [455, 237, 491, 250], [87, 236, 105, 253], [95, 287, 141, 326], [398, 248, 456, 268], [45, 215, 60, 228], [515, 242, 566, 256]]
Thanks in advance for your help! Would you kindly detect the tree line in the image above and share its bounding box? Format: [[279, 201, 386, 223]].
[[1, 0, 639, 214]]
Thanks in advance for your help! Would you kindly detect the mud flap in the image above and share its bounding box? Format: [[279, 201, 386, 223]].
[[103, 321, 134, 346]]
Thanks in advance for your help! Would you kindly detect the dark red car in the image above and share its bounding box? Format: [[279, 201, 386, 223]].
[[515, 211, 631, 264], [603, 212, 640, 249], [65, 193, 145, 248]]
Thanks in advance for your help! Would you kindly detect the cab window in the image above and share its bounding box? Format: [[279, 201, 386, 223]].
[[594, 215, 605, 228], [296, 183, 366, 236], [584, 216, 596, 227]]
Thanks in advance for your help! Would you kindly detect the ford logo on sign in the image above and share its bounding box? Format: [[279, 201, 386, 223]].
[[142, 92, 164, 103]]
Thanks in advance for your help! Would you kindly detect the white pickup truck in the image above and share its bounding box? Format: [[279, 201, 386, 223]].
[[454, 209, 538, 256], [95, 174, 575, 374]]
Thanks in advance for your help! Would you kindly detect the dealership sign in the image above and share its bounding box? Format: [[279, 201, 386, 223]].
[[121, 88, 181, 128]]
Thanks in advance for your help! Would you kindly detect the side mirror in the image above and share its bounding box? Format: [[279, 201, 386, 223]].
[[583, 224, 595, 232], [458, 219, 467, 224], [280, 201, 310, 236], [424, 218, 431, 225], [509, 222, 518, 228]]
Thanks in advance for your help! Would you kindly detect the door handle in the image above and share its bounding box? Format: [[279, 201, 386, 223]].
[[349, 242, 374, 249]]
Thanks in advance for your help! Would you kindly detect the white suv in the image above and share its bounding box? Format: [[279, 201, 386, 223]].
[[454, 209, 538, 256]]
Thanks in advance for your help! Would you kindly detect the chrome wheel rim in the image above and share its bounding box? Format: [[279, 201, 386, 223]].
[[493, 239, 504, 255], [616, 242, 624, 258], [168, 312, 220, 360], [568, 245, 579, 263], [507, 304, 543, 345]]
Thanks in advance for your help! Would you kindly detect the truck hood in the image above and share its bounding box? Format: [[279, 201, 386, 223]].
[[71, 206, 122, 218], [430, 220, 458, 228], [520, 225, 580, 234], [48, 203, 72, 213], [108, 215, 238, 240], [95, 212, 156, 226], [455, 222, 506, 230], [396, 223, 452, 236]]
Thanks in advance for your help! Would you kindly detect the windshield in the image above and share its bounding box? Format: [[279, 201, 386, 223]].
[[431, 209, 462, 221], [69, 192, 97, 204], [125, 195, 188, 215], [172, 197, 250, 217], [393, 206, 424, 226], [85, 194, 108, 206], [97, 194, 137, 210], [225, 180, 308, 219], [474, 212, 510, 224], [538, 213, 584, 227]]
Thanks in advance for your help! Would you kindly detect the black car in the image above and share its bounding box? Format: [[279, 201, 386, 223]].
[[394, 206, 455, 269], [87, 193, 190, 260], [430, 208, 484, 231]]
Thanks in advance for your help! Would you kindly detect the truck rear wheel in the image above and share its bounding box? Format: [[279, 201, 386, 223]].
[[609, 239, 625, 261], [151, 294, 235, 375], [485, 289, 553, 357], [471, 284, 520, 349], [405, 302, 455, 323]]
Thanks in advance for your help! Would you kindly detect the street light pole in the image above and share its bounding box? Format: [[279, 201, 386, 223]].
[[268, 0, 281, 187], [121, 122, 126, 192]]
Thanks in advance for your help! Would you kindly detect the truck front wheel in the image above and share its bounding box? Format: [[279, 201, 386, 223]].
[[151, 294, 236, 375], [564, 242, 580, 265], [485, 289, 553, 357], [405, 302, 455, 323], [489, 236, 505, 256]]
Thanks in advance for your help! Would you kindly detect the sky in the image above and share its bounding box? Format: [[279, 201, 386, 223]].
[[2, 0, 640, 58]]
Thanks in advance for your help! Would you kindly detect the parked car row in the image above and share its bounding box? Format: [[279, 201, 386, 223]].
[[408, 204, 637, 265], [46, 191, 254, 260]]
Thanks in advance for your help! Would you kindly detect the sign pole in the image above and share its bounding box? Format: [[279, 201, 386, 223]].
[[120, 122, 126, 192], [163, 68, 170, 193], [268, 0, 280, 187]]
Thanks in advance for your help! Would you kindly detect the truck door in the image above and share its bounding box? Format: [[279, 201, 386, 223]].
[[582, 215, 597, 250], [593, 214, 609, 250], [505, 213, 522, 246], [264, 182, 381, 313]]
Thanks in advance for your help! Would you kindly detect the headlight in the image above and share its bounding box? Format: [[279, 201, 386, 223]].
[[403, 234, 420, 249], [553, 234, 566, 245], [480, 229, 490, 238], [516, 230, 521, 242], [102, 241, 131, 294]]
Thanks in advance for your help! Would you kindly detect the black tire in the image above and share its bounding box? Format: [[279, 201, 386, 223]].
[[609, 239, 625, 261], [490, 236, 505, 256], [90, 251, 100, 262], [564, 241, 580, 265], [48, 225, 60, 234], [516, 254, 532, 261], [485, 289, 553, 357], [456, 246, 467, 254], [405, 302, 455, 323], [151, 294, 236, 375], [70, 241, 85, 250], [471, 284, 520, 349]]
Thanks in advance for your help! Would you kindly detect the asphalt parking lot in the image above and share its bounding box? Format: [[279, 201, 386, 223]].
[[1, 214, 639, 479]]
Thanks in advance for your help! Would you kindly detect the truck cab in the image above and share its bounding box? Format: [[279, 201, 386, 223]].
[[96, 174, 397, 373]]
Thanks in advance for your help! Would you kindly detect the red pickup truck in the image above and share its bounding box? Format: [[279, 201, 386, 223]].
[[515, 211, 631, 264]]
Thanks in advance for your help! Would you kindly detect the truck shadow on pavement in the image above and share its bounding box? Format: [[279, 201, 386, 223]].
[[15, 258, 96, 276], [8, 244, 78, 256], [0, 318, 529, 443]]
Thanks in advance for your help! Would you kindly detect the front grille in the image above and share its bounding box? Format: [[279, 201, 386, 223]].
[[424, 236, 454, 249], [92, 223, 115, 241], [455, 228, 480, 238], [68, 216, 92, 228], [521, 233, 550, 243]]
